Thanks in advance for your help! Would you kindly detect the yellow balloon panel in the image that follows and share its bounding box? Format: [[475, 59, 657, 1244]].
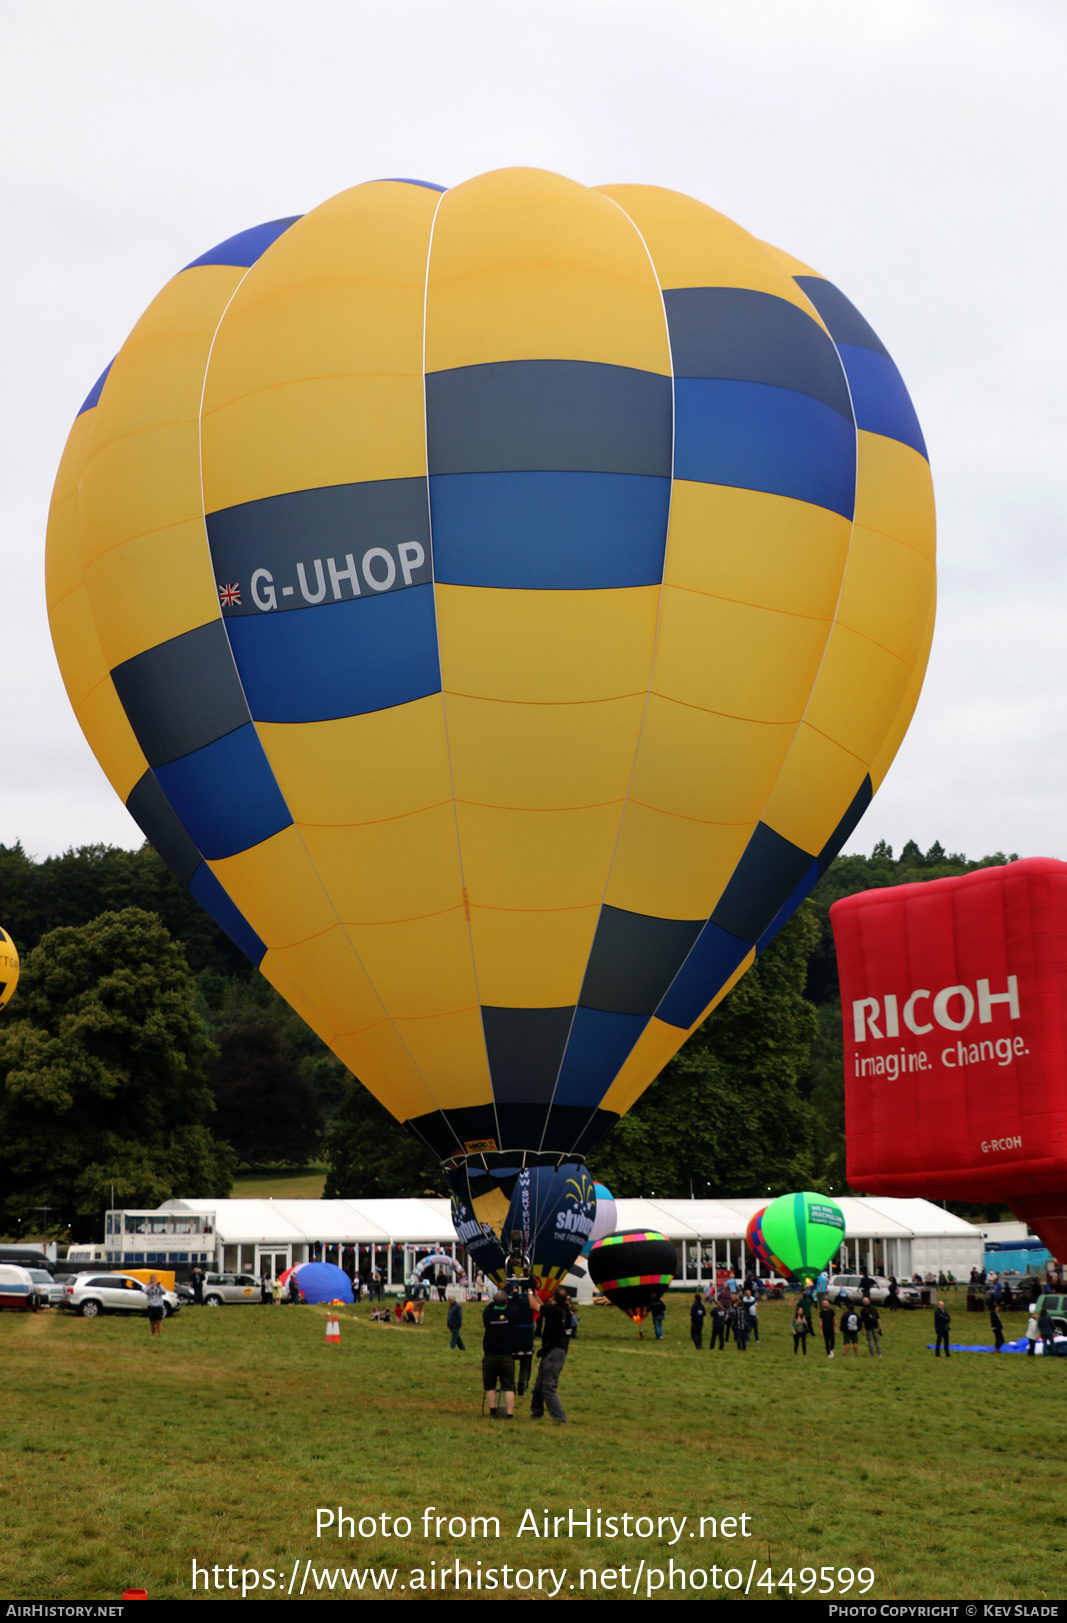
[[443, 692, 645, 811], [468, 904, 600, 1009], [760, 725, 871, 858], [627, 695, 796, 826], [426, 169, 671, 374], [435, 585, 659, 704], [456, 802, 621, 912], [208, 826, 338, 950], [301, 809, 463, 925]]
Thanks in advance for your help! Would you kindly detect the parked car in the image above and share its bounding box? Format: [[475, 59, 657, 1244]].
[[828, 1274, 921, 1308], [0, 1263, 43, 1311], [61, 1272, 181, 1319], [24, 1267, 65, 1308], [201, 1273, 261, 1306]]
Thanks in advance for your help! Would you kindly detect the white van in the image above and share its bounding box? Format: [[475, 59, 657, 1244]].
[[0, 1264, 41, 1311], [65, 1244, 107, 1265]]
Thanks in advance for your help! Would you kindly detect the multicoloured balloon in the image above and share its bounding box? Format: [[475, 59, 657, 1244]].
[[588, 1230, 677, 1324], [46, 169, 934, 1194], [449, 1161, 596, 1296], [0, 928, 18, 1012], [745, 1205, 787, 1275], [760, 1192, 846, 1278]]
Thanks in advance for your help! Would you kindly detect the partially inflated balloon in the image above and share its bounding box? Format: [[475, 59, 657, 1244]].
[[0, 928, 19, 1012], [761, 1193, 845, 1277], [582, 1182, 617, 1256], [588, 1230, 677, 1323], [449, 1162, 595, 1295], [46, 170, 934, 1188], [745, 1206, 787, 1275]]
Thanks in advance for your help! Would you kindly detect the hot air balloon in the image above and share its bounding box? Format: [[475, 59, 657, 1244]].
[[746, 1205, 787, 1276], [588, 1231, 677, 1326], [760, 1192, 846, 1278], [45, 169, 935, 1209], [833, 858, 1067, 1261], [450, 1161, 595, 1296], [582, 1182, 617, 1256], [0, 928, 18, 1012]]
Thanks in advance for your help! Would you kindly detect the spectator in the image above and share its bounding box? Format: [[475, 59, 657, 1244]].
[[190, 1264, 205, 1307], [746, 1290, 760, 1346], [690, 1293, 706, 1351], [989, 1302, 1005, 1352], [887, 1276, 900, 1312], [800, 1288, 815, 1336], [650, 1296, 666, 1342], [861, 1297, 883, 1358], [1024, 1305, 1039, 1355], [840, 1303, 861, 1357], [447, 1295, 465, 1352], [732, 1296, 749, 1352], [709, 1300, 726, 1352], [482, 1290, 520, 1419], [1037, 1307, 1055, 1358], [144, 1274, 166, 1338], [820, 1296, 836, 1359], [791, 1306, 809, 1356], [933, 1299, 952, 1357]]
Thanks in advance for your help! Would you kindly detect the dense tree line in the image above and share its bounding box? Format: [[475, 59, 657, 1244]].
[[0, 836, 1020, 1233]]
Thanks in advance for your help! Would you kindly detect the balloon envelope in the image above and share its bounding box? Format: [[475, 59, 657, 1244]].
[[588, 1230, 677, 1321], [0, 926, 19, 1012], [833, 857, 1067, 1261], [760, 1193, 845, 1277], [46, 170, 934, 1180], [288, 1262, 354, 1305], [450, 1161, 596, 1295], [582, 1182, 617, 1255], [745, 1206, 788, 1276]]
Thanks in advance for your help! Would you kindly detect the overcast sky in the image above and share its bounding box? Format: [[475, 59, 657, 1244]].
[[2, 0, 1064, 865]]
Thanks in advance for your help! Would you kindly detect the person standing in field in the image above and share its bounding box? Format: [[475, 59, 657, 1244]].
[[145, 1274, 165, 1337], [933, 1299, 952, 1358], [840, 1303, 861, 1357], [447, 1294, 465, 1352], [989, 1302, 1005, 1352], [690, 1292, 706, 1351], [861, 1297, 883, 1357], [820, 1296, 836, 1358], [791, 1305, 809, 1355], [530, 1287, 572, 1425], [650, 1296, 666, 1341], [746, 1290, 759, 1346], [709, 1299, 726, 1352]]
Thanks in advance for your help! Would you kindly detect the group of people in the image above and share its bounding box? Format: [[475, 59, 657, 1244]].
[[683, 1289, 759, 1351], [446, 1280, 576, 1423]]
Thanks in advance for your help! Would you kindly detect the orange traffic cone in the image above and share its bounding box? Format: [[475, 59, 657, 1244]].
[[325, 1313, 341, 1346]]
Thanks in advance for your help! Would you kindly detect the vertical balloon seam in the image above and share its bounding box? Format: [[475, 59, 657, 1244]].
[[418, 182, 499, 1162], [535, 190, 678, 1158], [641, 268, 864, 1044], [191, 209, 457, 1144]]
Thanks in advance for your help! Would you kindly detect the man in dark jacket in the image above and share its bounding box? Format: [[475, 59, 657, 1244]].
[[511, 1287, 535, 1394], [447, 1296, 465, 1352], [482, 1290, 525, 1418], [530, 1288, 573, 1424], [690, 1293, 706, 1350], [989, 1302, 1005, 1352], [860, 1297, 882, 1357], [934, 1299, 951, 1357]]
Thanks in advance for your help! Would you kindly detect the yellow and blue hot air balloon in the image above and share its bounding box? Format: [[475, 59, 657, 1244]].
[[45, 171, 935, 1216], [0, 927, 19, 1012]]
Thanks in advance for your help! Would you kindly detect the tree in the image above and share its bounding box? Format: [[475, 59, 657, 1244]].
[[206, 1021, 324, 1166], [588, 904, 821, 1199], [0, 909, 234, 1239], [324, 1083, 447, 1199]]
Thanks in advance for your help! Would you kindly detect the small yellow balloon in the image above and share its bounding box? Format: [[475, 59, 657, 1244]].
[[0, 927, 19, 1012]]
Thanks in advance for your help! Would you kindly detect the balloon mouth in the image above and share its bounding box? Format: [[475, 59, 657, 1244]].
[[626, 1306, 649, 1325], [442, 1149, 579, 1175]]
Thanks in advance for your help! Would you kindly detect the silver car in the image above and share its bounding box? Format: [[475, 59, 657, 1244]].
[[61, 1272, 180, 1319], [201, 1272, 263, 1306], [828, 1274, 921, 1308], [25, 1268, 65, 1308]]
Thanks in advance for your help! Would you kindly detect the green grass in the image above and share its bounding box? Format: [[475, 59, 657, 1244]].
[[231, 1163, 327, 1199], [1, 1298, 1060, 1603]]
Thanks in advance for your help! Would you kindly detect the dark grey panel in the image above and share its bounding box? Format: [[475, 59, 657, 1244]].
[[111, 621, 250, 768], [817, 774, 873, 877], [711, 821, 815, 944], [663, 287, 853, 419], [481, 1006, 575, 1105], [426, 360, 673, 478], [206, 478, 432, 618], [125, 769, 203, 887], [793, 276, 889, 357], [579, 905, 704, 1016]]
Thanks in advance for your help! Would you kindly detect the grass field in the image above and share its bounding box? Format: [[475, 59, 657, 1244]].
[[231, 1163, 327, 1200], [1, 1296, 1060, 1603]]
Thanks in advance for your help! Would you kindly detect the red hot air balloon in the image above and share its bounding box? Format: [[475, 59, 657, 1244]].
[[831, 858, 1067, 1260]]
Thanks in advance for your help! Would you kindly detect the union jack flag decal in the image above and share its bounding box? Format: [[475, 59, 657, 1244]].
[[218, 582, 241, 607]]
